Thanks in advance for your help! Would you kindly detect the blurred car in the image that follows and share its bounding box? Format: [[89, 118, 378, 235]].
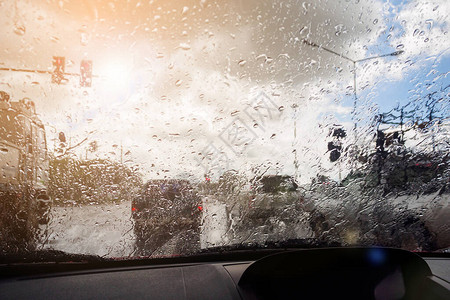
[[132, 179, 202, 255], [0, 93, 51, 250]]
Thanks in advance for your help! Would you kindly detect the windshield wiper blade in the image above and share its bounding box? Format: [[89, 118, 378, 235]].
[[199, 238, 342, 254], [0, 249, 106, 265]]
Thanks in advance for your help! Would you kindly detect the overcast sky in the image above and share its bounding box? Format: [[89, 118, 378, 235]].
[[1, 0, 448, 182]]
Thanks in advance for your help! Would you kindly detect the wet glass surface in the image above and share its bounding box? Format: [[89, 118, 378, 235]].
[[0, 0, 449, 258]]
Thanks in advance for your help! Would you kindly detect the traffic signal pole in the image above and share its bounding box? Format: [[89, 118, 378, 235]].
[[0, 66, 80, 77], [0, 67, 51, 74], [0, 58, 95, 85]]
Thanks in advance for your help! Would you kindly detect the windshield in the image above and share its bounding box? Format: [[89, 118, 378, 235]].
[[0, 0, 448, 260]]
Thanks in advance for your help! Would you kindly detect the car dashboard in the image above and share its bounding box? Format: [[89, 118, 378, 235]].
[[0, 247, 449, 300]]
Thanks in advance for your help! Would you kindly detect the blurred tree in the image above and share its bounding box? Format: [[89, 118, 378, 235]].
[[48, 156, 142, 205]]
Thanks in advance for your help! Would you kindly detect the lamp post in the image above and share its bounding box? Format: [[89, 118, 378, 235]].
[[302, 40, 403, 133], [292, 103, 299, 180], [302, 40, 403, 173]]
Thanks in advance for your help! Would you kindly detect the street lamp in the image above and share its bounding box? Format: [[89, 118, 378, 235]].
[[302, 39, 403, 132]]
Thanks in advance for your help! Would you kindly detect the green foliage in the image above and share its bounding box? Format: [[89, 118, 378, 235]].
[[341, 149, 449, 194], [48, 156, 143, 205], [217, 170, 248, 195]]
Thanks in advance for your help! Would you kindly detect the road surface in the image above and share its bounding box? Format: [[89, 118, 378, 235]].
[[42, 201, 135, 258], [38, 191, 449, 257]]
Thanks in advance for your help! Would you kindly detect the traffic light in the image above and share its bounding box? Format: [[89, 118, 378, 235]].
[[52, 56, 65, 84], [332, 127, 347, 138], [328, 141, 342, 162], [80, 60, 92, 87], [376, 130, 385, 152], [58, 132, 66, 144], [328, 126, 346, 162], [330, 149, 341, 162]]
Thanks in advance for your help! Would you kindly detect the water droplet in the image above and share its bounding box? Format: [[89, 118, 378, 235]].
[[413, 29, 419, 36], [238, 60, 246, 66], [373, 19, 378, 25], [182, 6, 189, 15], [424, 38, 429, 43], [179, 43, 191, 50], [334, 24, 346, 36], [396, 44, 404, 50], [230, 110, 239, 116], [175, 79, 183, 86], [256, 54, 266, 61], [278, 106, 285, 111], [13, 25, 26, 36], [270, 134, 276, 139], [425, 19, 433, 30], [302, 2, 309, 15], [152, 135, 158, 139], [80, 32, 90, 46]]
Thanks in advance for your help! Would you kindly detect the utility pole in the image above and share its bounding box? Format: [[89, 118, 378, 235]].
[[429, 102, 436, 152], [400, 108, 404, 142], [400, 108, 409, 185]]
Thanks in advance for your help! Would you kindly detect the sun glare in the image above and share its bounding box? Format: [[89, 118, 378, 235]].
[[102, 62, 132, 92]]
